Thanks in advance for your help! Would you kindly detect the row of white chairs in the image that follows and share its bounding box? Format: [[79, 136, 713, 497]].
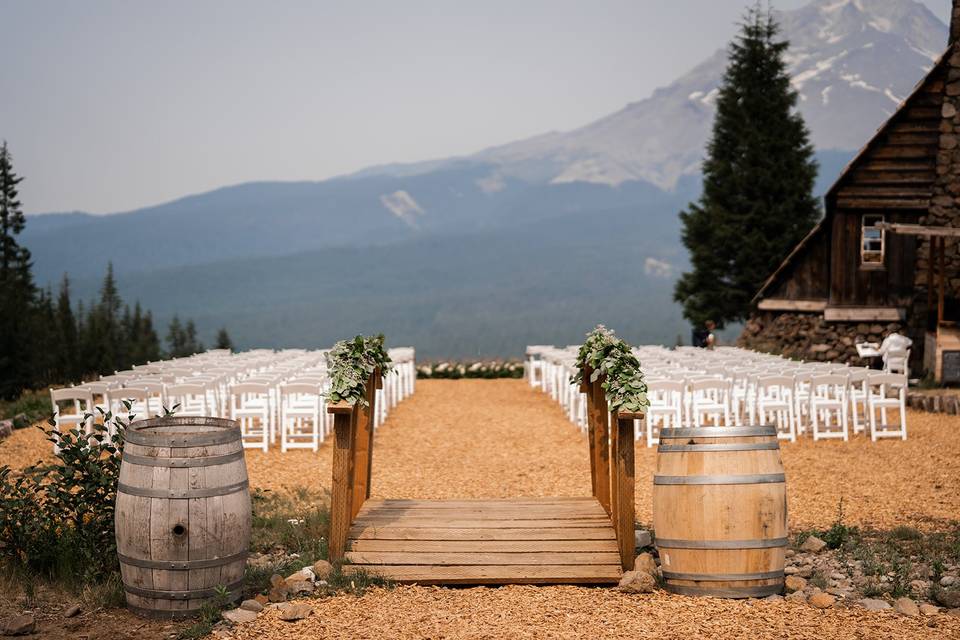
[[526, 344, 909, 446], [50, 347, 417, 453]]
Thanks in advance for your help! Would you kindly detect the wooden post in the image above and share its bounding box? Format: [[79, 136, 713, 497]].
[[328, 403, 356, 562], [613, 412, 637, 570], [351, 372, 377, 518], [929, 237, 936, 311], [939, 236, 946, 325], [590, 379, 611, 515]]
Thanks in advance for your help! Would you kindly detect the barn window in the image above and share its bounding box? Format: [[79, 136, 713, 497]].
[[861, 214, 885, 266]]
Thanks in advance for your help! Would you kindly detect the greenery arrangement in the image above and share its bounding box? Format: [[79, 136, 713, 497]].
[[571, 325, 649, 415], [325, 334, 393, 406], [417, 361, 524, 379], [0, 406, 130, 585], [674, 6, 819, 327], [0, 141, 226, 401]]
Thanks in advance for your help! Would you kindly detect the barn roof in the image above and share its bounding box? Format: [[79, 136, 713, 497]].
[[752, 44, 954, 304]]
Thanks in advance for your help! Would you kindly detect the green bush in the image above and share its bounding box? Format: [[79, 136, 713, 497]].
[[0, 407, 129, 585]]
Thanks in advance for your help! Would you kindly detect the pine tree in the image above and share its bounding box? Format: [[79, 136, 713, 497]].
[[184, 320, 203, 355], [0, 141, 35, 398], [674, 6, 819, 328], [167, 315, 185, 358], [56, 274, 79, 382], [140, 309, 162, 362], [215, 327, 234, 351]]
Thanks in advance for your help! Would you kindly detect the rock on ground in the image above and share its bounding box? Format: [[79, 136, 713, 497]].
[[895, 597, 919, 617], [800, 536, 828, 553], [860, 598, 892, 611], [1, 614, 36, 636], [808, 593, 836, 609], [936, 589, 960, 609], [63, 604, 81, 618], [785, 576, 807, 593], [240, 600, 264, 612], [634, 553, 658, 577], [278, 603, 314, 622], [222, 608, 259, 624], [635, 530, 652, 549], [616, 570, 656, 594], [919, 604, 940, 616], [312, 559, 333, 580]]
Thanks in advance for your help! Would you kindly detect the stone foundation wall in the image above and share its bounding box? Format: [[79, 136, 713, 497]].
[[737, 311, 905, 366]]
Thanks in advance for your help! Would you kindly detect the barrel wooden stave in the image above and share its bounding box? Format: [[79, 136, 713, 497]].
[[653, 426, 787, 598], [116, 417, 251, 618]]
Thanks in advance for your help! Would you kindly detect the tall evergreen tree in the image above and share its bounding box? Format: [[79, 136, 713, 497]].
[[94, 262, 123, 372], [139, 309, 162, 362], [674, 5, 819, 328], [215, 327, 234, 351], [167, 315, 186, 358], [56, 275, 79, 382], [0, 141, 35, 398], [184, 320, 203, 356]]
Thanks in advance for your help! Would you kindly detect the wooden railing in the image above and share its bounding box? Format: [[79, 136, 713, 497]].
[[327, 369, 382, 562], [581, 366, 638, 571]]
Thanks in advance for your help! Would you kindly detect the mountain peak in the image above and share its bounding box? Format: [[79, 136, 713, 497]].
[[465, 0, 948, 190]]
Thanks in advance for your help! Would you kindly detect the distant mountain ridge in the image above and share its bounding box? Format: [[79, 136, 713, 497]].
[[21, 0, 951, 355]]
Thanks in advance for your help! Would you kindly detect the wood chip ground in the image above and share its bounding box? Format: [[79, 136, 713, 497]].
[[3, 379, 959, 638]]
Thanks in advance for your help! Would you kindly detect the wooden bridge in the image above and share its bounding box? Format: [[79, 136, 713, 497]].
[[326, 368, 638, 585]]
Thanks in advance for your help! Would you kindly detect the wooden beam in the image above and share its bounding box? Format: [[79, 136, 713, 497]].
[[329, 409, 356, 562], [929, 236, 936, 310], [877, 222, 960, 238], [756, 299, 827, 312], [613, 414, 635, 570], [939, 235, 946, 325], [824, 307, 905, 322]]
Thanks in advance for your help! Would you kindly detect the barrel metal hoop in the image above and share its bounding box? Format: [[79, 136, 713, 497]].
[[661, 570, 785, 582], [659, 426, 776, 439], [123, 579, 243, 601], [118, 550, 247, 570], [664, 583, 783, 598], [655, 537, 788, 549], [657, 443, 781, 452], [118, 480, 249, 499], [124, 429, 239, 448], [121, 450, 244, 468], [654, 473, 785, 485]]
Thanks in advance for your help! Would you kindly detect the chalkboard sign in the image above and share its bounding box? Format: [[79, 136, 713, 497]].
[[943, 351, 960, 383]]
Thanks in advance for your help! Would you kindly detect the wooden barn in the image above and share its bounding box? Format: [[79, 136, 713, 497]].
[[743, 3, 960, 381]]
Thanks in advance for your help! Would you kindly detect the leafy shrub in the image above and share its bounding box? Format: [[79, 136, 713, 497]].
[[417, 361, 524, 379], [571, 325, 649, 414], [326, 335, 393, 406], [821, 497, 859, 550], [0, 407, 128, 585]]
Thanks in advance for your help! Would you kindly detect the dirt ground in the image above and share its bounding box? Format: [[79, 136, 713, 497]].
[[3, 379, 960, 639]]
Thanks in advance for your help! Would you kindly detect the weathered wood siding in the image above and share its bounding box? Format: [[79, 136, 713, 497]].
[[823, 60, 946, 307], [767, 225, 830, 301]]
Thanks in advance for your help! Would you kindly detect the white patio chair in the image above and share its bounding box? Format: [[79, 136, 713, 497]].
[[50, 387, 93, 448], [689, 378, 733, 427], [229, 382, 271, 452], [166, 382, 212, 417], [810, 374, 849, 441], [866, 373, 908, 441], [279, 382, 323, 452], [645, 379, 684, 446], [843, 368, 870, 435], [754, 375, 796, 442], [884, 349, 910, 377]]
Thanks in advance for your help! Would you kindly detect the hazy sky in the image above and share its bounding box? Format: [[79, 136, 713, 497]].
[[1, 0, 951, 214]]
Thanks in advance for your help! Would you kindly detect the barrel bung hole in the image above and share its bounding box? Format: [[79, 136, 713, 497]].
[[172, 524, 186, 536]]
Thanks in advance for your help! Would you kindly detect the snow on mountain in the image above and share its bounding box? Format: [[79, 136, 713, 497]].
[[461, 0, 948, 190]]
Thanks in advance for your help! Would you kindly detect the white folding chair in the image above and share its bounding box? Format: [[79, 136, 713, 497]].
[[645, 379, 684, 446], [166, 383, 212, 417], [50, 387, 93, 449], [229, 382, 271, 452], [810, 374, 848, 441], [689, 378, 733, 427], [279, 383, 323, 452], [754, 375, 796, 442], [843, 368, 870, 435], [866, 373, 908, 441], [884, 349, 910, 377]]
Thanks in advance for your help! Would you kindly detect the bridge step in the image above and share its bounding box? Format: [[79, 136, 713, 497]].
[[345, 497, 622, 585]]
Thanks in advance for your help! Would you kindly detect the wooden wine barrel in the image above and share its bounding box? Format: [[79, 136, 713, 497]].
[[653, 425, 786, 598], [115, 417, 251, 618]]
